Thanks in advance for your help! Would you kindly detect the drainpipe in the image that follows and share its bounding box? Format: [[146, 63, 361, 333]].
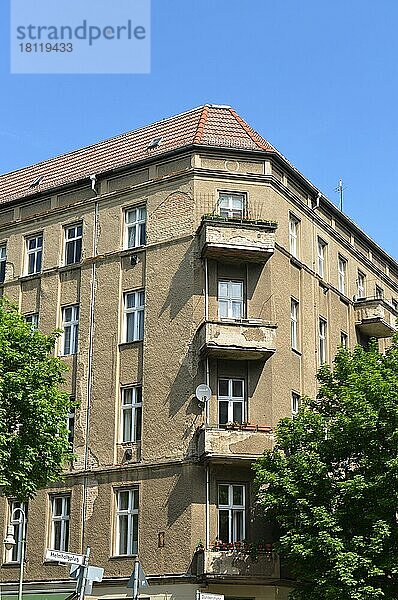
[[205, 465, 210, 549], [81, 176, 99, 551]]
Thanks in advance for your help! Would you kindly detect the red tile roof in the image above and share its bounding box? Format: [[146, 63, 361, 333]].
[[0, 105, 276, 205]]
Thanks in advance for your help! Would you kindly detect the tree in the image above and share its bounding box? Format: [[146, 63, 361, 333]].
[[0, 298, 74, 500], [254, 339, 398, 600]]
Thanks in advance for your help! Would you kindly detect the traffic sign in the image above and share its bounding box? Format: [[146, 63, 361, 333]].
[[198, 594, 224, 600], [45, 548, 85, 565]]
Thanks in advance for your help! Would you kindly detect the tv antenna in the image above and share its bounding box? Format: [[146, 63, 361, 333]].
[[334, 178, 347, 212]]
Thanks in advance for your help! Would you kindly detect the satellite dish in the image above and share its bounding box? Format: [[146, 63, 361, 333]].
[[196, 384, 212, 403]]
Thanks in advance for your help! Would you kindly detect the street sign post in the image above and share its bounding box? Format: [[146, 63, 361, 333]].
[[45, 549, 85, 565]]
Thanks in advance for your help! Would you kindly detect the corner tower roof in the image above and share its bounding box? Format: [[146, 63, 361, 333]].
[[0, 105, 276, 204]]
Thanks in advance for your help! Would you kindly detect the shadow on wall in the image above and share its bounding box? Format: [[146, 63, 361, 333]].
[[166, 467, 203, 527], [160, 238, 197, 320]]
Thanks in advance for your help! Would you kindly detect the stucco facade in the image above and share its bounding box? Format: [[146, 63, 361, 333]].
[[0, 105, 397, 600]]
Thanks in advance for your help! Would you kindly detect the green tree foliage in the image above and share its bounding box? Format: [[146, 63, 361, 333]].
[[254, 339, 398, 599], [0, 298, 74, 500]]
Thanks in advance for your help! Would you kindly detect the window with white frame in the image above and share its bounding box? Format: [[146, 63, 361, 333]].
[[319, 317, 327, 364], [219, 192, 245, 219], [218, 280, 243, 320], [64, 223, 82, 265], [340, 331, 348, 348], [218, 484, 246, 543], [218, 378, 244, 425], [124, 290, 145, 342], [25, 313, 39, 329], [289, 215, 299, 258], [338, 256, 347, 294], [375, 285, 384, 299], [357, 271, 366, 299], [291, 298, 299, 351], [317, 238, 327, 278], [61, 305, 79, 355], [25, 234, 43, 275], [50, 495, 70, 551], [0, 244, 6, 283], [121, 386, 142, 443], [5, 501, 27, 563], [115, 488, 139, 556], [124, 206, 146, 249], [291, 392, 301, 417]]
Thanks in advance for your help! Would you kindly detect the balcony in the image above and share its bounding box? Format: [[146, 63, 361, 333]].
[[197, 425, 274, 463], [198, 216, 277, 263], [197, 550, 280, 582], [196, 320, 277, 360], [354, 297, 398, 338]]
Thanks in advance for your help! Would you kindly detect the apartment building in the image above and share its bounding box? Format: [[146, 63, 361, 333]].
[[0, 104, 397, 600]]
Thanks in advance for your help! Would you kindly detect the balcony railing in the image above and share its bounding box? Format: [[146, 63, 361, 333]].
[[196, 320, 277, 360], [198, 215, 277, 262], [197, 425, 274, 462], [354, 297, 398, 338], [196, 549, 280, 581]]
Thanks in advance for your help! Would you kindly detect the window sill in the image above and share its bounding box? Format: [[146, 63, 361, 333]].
[[118, 341, 143, 350], [109, 553, 138, 560], [58, 263, 82, 273], [289, 256, 302, 269], [120, 246, 146, 257], [2, 561, 21, 567], [19, 273, 42, 282]]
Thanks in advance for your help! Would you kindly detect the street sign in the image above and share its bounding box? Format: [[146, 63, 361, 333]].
[[198, 594, 224, 600], [45, 548, 85, 565]]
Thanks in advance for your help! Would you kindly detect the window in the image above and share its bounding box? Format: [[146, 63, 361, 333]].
[[0, 244, 6, 283], [218, 280, 243, 320], [67, 407, 75, 448], [124, 291, 145, 342], [319, 318, 327, 364], [50, 495, 70, 551], [115, 488, 138, 556], [375, 285, 384, 299], [61, 305, 79, 355], [289, 215, 299, 258], [218, 484, 246, 543], [64, 223, 82, 265], [338, 256, 347, 294], [25, 313, 39, 329], [392, 298, 398, 313], [218, 378, 244, 425], [317, 238, 327, 278], [121, 386, 142, 443], [124, 206, 146, 249], [340, 331, 348, 348], [219, 192, 245, 219], [291, 392, 301, 417], [5, 501, 27, 563], [357, 271, 366, 299], [25, 234, 43, 275], [291, 298, 299, 351]]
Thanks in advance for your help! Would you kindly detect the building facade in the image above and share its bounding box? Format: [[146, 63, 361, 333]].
[[0, 105, 397, 600]]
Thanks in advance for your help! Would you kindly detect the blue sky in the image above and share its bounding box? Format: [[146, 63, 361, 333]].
[[1, 0, 397, 258]]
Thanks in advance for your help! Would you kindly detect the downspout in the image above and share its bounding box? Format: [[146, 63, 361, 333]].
[[204, 257, 210, 424], [81, 175, 99, 552]]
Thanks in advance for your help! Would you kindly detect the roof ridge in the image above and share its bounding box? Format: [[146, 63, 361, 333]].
[[0, 105, 207, 181], [228, 108, 272, 151], [193, 105, 210, 144]]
